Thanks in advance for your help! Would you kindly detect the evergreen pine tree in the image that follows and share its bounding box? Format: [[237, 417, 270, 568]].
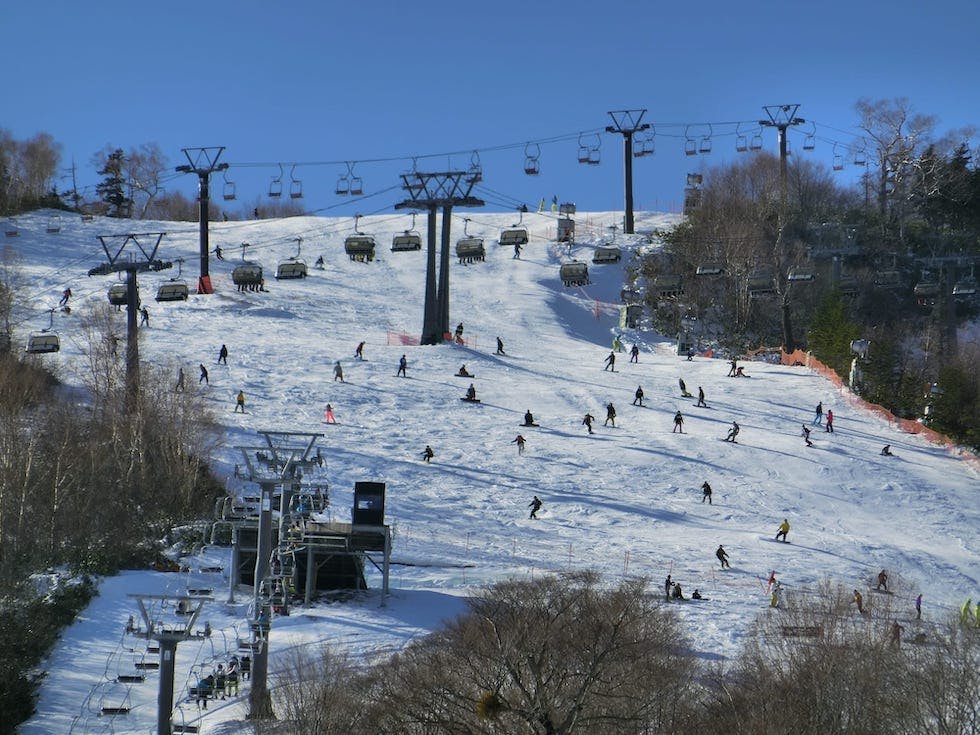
[[96, 149, 132, 218], [806, 289, 861, 376]]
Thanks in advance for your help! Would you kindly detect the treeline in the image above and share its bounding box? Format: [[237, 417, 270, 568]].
[[654, 98, 980, 449], [254, 573, 980, 735], [0, 299, 224, 730]]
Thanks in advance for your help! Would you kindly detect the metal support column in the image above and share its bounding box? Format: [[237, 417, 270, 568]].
[[422, 204, 440, 344], [438, 204, 453, 338], [606, 110, 650, 235]]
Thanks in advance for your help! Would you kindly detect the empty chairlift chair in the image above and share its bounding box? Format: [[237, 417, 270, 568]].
[[276, 259, 308, 279], [107, 283, 130, 306], [499, 228, 528, 248], [559, 261, 590, 287], [592, 246, 621, 264], [696, 262, 725, 276], [156, 280, 189, 301], [26, 310, 60, 354], [787, 266, 816, 283], [455, 237, 485, 264]]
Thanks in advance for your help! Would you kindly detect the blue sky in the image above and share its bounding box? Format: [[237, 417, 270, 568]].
[[4, 0, 978, 218]]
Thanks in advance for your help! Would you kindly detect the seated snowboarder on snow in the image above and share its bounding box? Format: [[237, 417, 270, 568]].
[[464, 383, 478, 401], [522, 410, 538, 426], [881, 444, 893, 456], [679, 378, 692, 397], [725, 421, 740, 442], [671, 582, 686, 600], [735, 366, 751, 377], [692, 588, 704, 600], [457, 365, 471, 377], [314, 255, 325, 269]]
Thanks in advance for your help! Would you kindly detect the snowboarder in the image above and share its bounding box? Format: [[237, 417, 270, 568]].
[[825, 409, 835, 433], [314, 255, 325, 269], [915, 593, 922, 620], [679, 378, 692, 397], [528, 495, 542, 518], [727, 358, 738, 377], [603, 351, 616, 371], [671, 582, 686, 600], [725, 421, 740, 442], [629, 343, 639, 363], [139, 306, 149, 327], [880, 444, 893, 456], [734, 366, 750, 377], [199, 364, 209, 384], [632, 386, 644, 406], [692, 588, 704, 600], [512, 434, 526, 455], [465, 383, 477, 401], [716, 545, 731, 569], [853, 590, 866, 615], [333, 360, 344, 382], [604, 402, 616, 427], [696, 386, 706, 407], [701, 481, 712, 504], [397, 355, 407, 377], [664, 574, 673, 599], [457, 365, 471, 377], [214, 246, 225, 260], [812, 401, 823, 426], [890, 621, 904, 646], [454, 322, 464, 343], [175, 368, 185, 392], [495, 337, 505, 355], [876, 569, 888, 592], [775, 518, 790, 542], [522, 410, 537, 427], [234, 390, 246, 413], [513, 241, 522, 259], [582, 413, 595, 434], [672, 411, 684, 433], [59, 287, 71, 306], [802, 424, 813, 447], [613, 334, 624, 353], [421, 445, 434, 463], [324, 403, 337, 423], [355, 341, 365, 360], [218, 344, 228, 365]]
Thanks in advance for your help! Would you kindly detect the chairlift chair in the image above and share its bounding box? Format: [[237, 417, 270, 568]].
[[735, 123, 748, 153], [524, 142, 541, 175], [392, 231, 422, 252], [832, 145, 844, 171], [456, 237, 486, 263], [696, 262, 725, 276], [499, 228, 528, 247], [276, 259, 308, 279], [344, 235, 376, 263], [289, 165, 303, 199], [335, 173, 350, 196], [803, 122, 816, 151], [559, 261, 590, 287], [231, 262, 264, 288], [655, 274, 684, 299], [349, 175, 364, 195], [787, 266, 816, 283], [107, 283, 129, 306], [46, 215, 61, 234], [268, 165, 284, 198], [26, 310, 60, 354], [222, 172, 237, 201], [748, 271, 776, 298], [592, 246, 621, 264], [699, 125, 713, 154], [156, 280, 189, 301], [874, 270, 902, 289], [853, 148, 867, 166], [749, 131, 763, 151], [952, 278, 977, 297], [577, 134, 591, 164]]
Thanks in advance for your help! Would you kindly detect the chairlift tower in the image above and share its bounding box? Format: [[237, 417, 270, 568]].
[[237, 430, 324, 721], [606, 109, 650, 235], [175, 147, 228, 295], [395, 171, 484, 345], [87, 233, 171, 412], [127, 593, 210, 735]]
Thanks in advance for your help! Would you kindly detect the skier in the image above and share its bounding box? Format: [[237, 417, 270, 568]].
[[679, 378, 692, 397], [522, 410, 537, 427], [175, 367, 185, 392], [881, 444, 893, 456], [139, 306, 149, 327], [672, 411, 684, 433], [853, 590, 866, 615], [582, 413, 595, 434], [802, 424, 813, 447], [512, 434, 526, 455], [199, 364, 209, 384], [333, 360, 344, 382], [495, 337, 505, 355], [397, 355, 407, 377], [629, 343, 639, 363], [355, 341, 365, 360], [59, 287, 71, 306], [603, 351, 616, 371], [234, 390, 246, 413], [218, 344, 228, 365], [812, 401, 823, 426], [465, 383, 477, 401], [604, 402, 616, 427], [696, 386, 706, 407], [528, 495, 542, 519], [421, 445, 434, 463], [701, 481, 712, 505], [632, 385, 644, 406], [716, 545, 731, 569], [725, 421, 740, 442], [513, 241, 522, 259], [876, 569, 888, 592], [454, 322, 464, 343], [727, 358, 738, 377], [324, 403, 337, 423], [775, 518, 790, 542], [825, 409, 835, 433]]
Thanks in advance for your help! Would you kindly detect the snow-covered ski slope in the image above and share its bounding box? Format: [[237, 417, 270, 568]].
[[9, 208, 979, 735]]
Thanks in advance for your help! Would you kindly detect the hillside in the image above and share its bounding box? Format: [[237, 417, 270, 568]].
[[7, 208, 978, 735]]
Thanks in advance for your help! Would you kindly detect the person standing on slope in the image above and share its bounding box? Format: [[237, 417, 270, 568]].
[[701, 481, 712, 504], [333, 360, 344, 382], [397, 355, 407, 377], [775, 518, 790, 542], [630, 343, 640, 363], [512, 434, 526, 455], [633, 386, 644, 406], [528, 495, 542, 519], [725, 421, 740, 442], [354, 341, 365, 360], [582, 413, 595, 434], [672, 411, 684, 433], [420, 445, 434, 463], [716, 545, 731, 569], [696, 386, 707, 407], [825, 409, 835, 433], [603, 351, 616, 372], [605, 402, 616, 427], [218, 344, 228, 365], [812, 401, 823, 426], [234, 390, 246, 413]]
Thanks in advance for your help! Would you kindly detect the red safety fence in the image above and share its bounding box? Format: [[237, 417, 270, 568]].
[[386, 331, 420, 346]]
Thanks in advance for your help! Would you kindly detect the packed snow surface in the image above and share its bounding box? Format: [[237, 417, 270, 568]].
[[7, 208, 977, 735]]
